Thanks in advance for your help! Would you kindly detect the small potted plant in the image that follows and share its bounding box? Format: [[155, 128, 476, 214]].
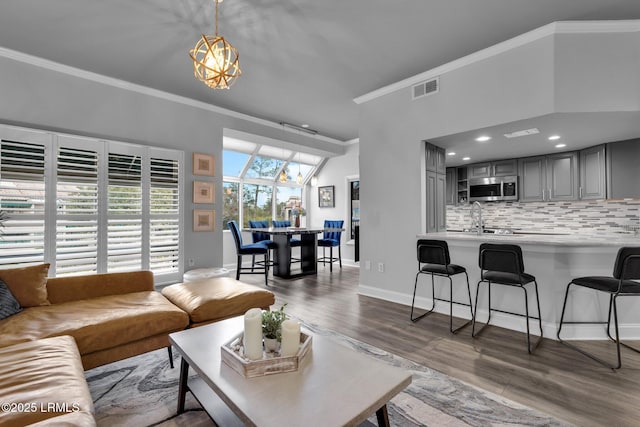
[[261, 304, 288, 353]]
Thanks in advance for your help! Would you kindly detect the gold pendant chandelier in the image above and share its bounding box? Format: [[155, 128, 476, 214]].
[[189, 0, 241, 90]]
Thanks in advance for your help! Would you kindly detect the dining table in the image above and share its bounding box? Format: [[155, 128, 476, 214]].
[[243, 227, 341, 279]]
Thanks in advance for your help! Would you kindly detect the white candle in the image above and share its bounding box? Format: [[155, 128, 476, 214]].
[[280, 319, 301, 357], [243, 308, 263, 360]]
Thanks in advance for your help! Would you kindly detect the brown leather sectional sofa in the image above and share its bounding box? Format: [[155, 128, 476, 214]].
[[0, 266, 275, 426]]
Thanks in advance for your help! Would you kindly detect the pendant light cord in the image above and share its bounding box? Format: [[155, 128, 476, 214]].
[[214, 0, 219, 37]]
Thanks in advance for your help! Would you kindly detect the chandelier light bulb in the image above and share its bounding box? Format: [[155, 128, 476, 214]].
[[279, 170, 288, 183]]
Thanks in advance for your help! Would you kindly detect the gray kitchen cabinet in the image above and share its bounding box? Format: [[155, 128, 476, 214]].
[[519, 152, 579, 202], [436, 147, 446, 174], [426, 170, 438, 232], [426, 143, 445, 173], [426, 170, 446, 232], [468, 162, 491, 179], [457, 167, 468, 203], [493, 159, 518, 176], [519, 156, 546, 201], [547, 152, 579, 201], [469, 159, 517, 178], [579, 144, 606, 200], [607, 138, 640, 199], [445, 167, 456, 205], [437, 173, 447, 230]]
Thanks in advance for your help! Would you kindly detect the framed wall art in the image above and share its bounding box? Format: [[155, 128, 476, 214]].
[[193, 152, 215, 176], [193, 181, 214, 204], [193, 209, 215, 232], [318, 185, 335, 208]]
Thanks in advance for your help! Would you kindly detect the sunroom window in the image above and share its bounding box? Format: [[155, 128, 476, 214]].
[[222, 136, 323, 229]]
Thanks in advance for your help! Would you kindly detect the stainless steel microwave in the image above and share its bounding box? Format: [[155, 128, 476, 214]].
[[468, 176, 518, 202]]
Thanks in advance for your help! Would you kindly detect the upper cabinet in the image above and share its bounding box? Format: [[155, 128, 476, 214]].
[[426, 170, 446, 232], [579, 144, 606, 200], [519, 156, 546, 202], [607, 139, 640, 199], [518, 152, 579, 202], [445, 167, 456, 205], [468, 162, 491, 179], [468, 159, 517, 179], [547, 152, 579, 201], [426, 143, 445, 174], [493, 159, 518, 176]]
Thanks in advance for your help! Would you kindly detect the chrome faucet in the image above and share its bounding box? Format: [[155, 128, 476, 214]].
[[470, 201, 483, 235]]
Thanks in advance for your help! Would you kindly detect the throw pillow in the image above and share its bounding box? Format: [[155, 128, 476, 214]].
[[0, 278, 23, 320], [0, 263, 50, 307]]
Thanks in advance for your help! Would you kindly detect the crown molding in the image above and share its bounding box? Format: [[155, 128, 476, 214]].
[[0, 46, 347, 146], [354, 20, 640, 105]]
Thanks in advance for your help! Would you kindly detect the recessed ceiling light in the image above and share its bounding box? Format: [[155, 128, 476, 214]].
[[447, 152, 456, 156], [462, 157, 471, 161], [548, 135, 561, 140], [301, 124, 310, 128], [555, 143, 566, 148], [475, 136, 491, 142]]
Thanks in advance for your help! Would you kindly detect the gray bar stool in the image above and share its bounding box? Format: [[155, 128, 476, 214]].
[[411, 239, 474, 333], [557, 246, 640, 369], [472, 243, 543, 353]]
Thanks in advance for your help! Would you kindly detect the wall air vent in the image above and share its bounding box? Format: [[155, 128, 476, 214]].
[[412, 77, 439, 100], [504, 128, 540, 138]]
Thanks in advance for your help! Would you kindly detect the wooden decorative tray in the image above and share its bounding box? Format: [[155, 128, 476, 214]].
[[220, 331, 312, 378]]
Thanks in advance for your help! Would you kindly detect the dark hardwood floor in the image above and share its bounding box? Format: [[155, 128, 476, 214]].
[[238, 264, 640, 427]]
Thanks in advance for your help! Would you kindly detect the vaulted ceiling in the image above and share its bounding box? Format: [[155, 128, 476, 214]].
[[2, 0, 640, 142]]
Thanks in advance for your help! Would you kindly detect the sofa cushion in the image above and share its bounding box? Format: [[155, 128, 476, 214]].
[[0, 263, 50, 307], [0, 335, 95, 427], [161, 277, 275, 324], [0, 278, 22, 320], [0, 291, 189, 354]]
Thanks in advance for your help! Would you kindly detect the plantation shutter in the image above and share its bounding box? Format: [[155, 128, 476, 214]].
[[0, 129, 49, 268], [107, 148, 143, 272], [55, 138, 100, 276], [149, 155, 180, 275]]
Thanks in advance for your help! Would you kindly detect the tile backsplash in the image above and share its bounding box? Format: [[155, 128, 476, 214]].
[[447, 199, 640, 235]]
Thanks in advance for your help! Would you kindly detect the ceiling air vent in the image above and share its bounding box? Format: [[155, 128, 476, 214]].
[[412, 77, 439, 100]]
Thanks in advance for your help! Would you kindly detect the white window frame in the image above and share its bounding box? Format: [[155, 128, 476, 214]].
[[0, 124, 184, 284]]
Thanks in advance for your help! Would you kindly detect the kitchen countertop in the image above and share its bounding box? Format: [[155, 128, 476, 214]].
[[420, 231, 640, 247]]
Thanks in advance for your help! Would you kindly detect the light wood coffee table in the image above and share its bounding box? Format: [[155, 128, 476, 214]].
[[169, 316, 412, 426]]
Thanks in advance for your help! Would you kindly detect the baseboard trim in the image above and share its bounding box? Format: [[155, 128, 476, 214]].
[[357, 284, 640, 340]]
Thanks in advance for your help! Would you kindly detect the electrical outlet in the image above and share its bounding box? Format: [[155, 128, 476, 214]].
[[188, 258, 195, 267], [365, 260, 371, 270], [378, 262, 384, 273]]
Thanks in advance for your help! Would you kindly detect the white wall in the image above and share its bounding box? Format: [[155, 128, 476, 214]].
[[357, 30, 640, 300], [308, 142, 359, 264], [0, 52, 344, 278]]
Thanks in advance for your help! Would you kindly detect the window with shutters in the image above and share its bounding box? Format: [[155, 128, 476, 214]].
[[56, 140, 100, 276], [0, 125, 183, 284], [149, 154, 180, 275], [0, 130, 47, 267], [107, 149, 143, 273]]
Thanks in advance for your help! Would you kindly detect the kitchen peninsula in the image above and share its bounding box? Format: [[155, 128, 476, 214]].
[[416, 231, 640, 340]]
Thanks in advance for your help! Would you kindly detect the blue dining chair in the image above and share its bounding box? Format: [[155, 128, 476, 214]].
[[248, 220, 276, 269], [272, 220, 302, 246], [227, 220, 269, 286], [318, 220, 343, 272]]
